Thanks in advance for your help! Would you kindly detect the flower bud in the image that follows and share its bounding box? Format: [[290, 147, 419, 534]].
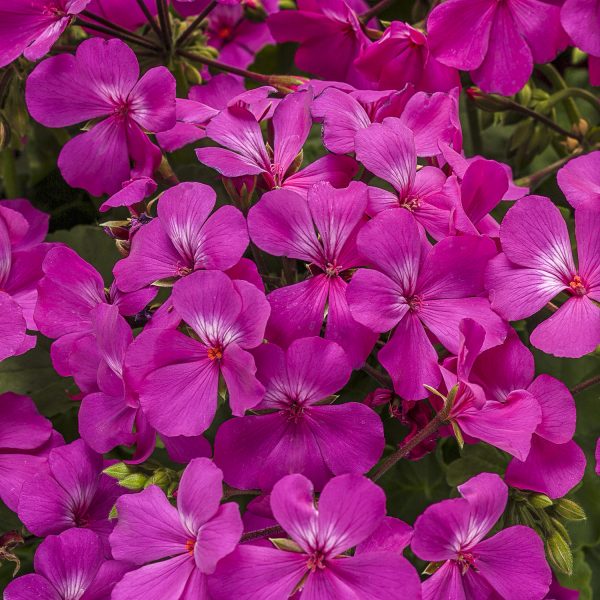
[[145, 469, 172, 491], [103, 462, 135, 481], [546, 531, 573, 575], [119, 473, 149, 491], [554, 498, 586, 521], [465, 87, 511, 112], [270, 538, 303, 553], [529, 493, 553, 509], [0, 113, 10, 150]]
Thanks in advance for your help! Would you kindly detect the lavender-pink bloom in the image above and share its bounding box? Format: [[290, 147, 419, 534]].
[[347, 209, 506, 399], [196, 89, 358, 194], [561, 0, 600, 59], [210, 473, 422, 599], [0, 392, 61, 512], [26, 38, 176, 196], [412, 473, 552, 600], [486, 196, 600, 358], [125, 269, 269, 437], [0, 0, 89, 67], [4, 529, 131, 600], [110, 458, 242, 600], [214, 337, 384, 490], [17, 439, 126, 555], [427, 0, 567, 95], [557, 150, 600, 211], [248, 181, 377, 367], [113, 182, 248, 292]]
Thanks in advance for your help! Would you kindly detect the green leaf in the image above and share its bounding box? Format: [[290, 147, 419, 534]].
[[445, 443, 510, 487]]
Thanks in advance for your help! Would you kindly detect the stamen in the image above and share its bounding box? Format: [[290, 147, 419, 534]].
[[207, 346, 223, 361], [568, 275, 586, 296]]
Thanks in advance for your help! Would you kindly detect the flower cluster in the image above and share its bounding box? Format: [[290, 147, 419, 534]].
[[0, 0, 598, 598]]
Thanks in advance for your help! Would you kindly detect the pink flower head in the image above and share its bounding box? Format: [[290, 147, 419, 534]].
[[460, 327, 586, 498], [355, 117, 458, 240], [110, 458, 243, 600], [268, 0, 370, 84], [486, 196, 600, 358], [17, 439, 126, 555], [354, 21, 460, 93], [4, 529, 131, 600], [248, 181, 377, 367], [0, 0, 89, 68], [312, 85, 460, 156], [0, 202, 49, 360], [412, 473, 551, 599], [561, 0, 600, 59], [197, 89, 358, 194], [34, 245, 156, 376], [99, 176, 157, 213], [125, 269, 270, 437], [214, 337, 384, 490], [440, 319, 543, 461], [0, 392, 62, 512], [0, 198, 49, 249], [347, 209, 506, 399], [557, 150, 600, 212], [26, 38, 176, 196], [427, 0, 567, 95], [113, 182, 248, 292], [210, 473, 422, 599]]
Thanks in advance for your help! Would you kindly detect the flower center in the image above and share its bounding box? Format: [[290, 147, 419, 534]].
[[306, 551, 327, 572], [43, 3, 66, 17], [185, 539, 195, 555], [407, 295, 422, 312], [324, 262, 341, 278], [207, 345, 223, 361], [176, 262, 193, 277], [456, 551, 477, 575], [217, 26, 233, 40], [568, 275, 586, 296], [401, 197, 421, 211], [286, 401, 305, 423]]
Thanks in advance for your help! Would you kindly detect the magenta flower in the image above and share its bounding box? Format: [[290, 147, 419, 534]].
[[354, 21, 459, 92], [125, 269, 270, 437], [4, 529, 131, 600], [427, 0, 566, 95], [0, 392, 61, 512], [0, 0, 89, 68], [412, 473, 552, 600], [35, 245, 155, 376], [110, 458, 242, 600], [347, 209, 506, 399], [248, 181, 377, 367], [440, 320, 543, 461], [99, 176, 157, 213], [210, 473, 422, 599], [197, 89, 358, 194], [561, 0, 600, 60], [0, 203, 49, 360], [462, 328, 586, 498], [354, 117, 458, 240], [486, 195, 600, 358], [557, 150, 600, 211], [113, 182, 248, 292], [312, 85, 460, 156], [214, 337, 384, 490], [26, 38, 176, 196], [268, 0, 369, 84], [18, 439, 126, 555], [0, 197, 49, 249]]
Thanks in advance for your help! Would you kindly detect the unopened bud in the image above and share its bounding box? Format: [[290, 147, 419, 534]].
[[450, 420, 464, 449], [119, 473, 149, 491], [465, 87, 510, 112], [278, 0, 296, 8], [103, 462, 135, 481], [265, 74, 309, 95], [270, 538, 303, 552], [554, 498, 586, 521], [115, 239, 130, 257], [546, 531, 573, 575], [529, 493, 553, 509], [145, 469, 172, 490], [516, 83, 532, 107], [0, 113, 10, 150], [287, 149, 303, 177]]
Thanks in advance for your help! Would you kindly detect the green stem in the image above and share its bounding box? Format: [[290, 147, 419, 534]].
[[80, 10, 160, 48], [75, 18, 160, 51], [135, 0, 163, 40], [545, 88, 600, 116], [571, 374, 600, 396], [176, 1, 218, 48], [156, 0, 172, 52], [177, 49, 270, 84], [362, 364, 392, 389], [514, 153, 579, 190], [536, 64, 582, 125], [240, 525, 285, 543], [1, 150, 20, 198], [466, 98, 483, 155], [360, 0, 397, 21]]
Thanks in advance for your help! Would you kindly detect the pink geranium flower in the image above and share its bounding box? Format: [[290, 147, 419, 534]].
[[0, 0, 89, 68], [210, 473, 422, 599], [26, 38, 176, 196], [347, 209, 506, 399], [427, 0, 567, 95], [125, 269, 270, 437], [4, 529, 130, 600], [557, 150, 600, 211], [412, 473, 552, 600], [113, 182, 248, 292], [248, 181, 377, 367], [214, 337, 384, 490], [110, 458, 242, 600], [486, 195, 600, 357], [197, 89, 358, 194]]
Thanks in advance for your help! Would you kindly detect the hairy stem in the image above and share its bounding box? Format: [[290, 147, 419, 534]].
[[571, 374, 600, 396], [536, 64, 582, 125], [361, 0, 397, 21], [240, 525, 285, 543], [176, 1, 218, 48], [80, 10, 160, 47], [156, 0, 172, 52], [135, 0, 163, 40], [176, 49, 270, 84], [362, 363, 392, 389], [76, 18, 160, 51]]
